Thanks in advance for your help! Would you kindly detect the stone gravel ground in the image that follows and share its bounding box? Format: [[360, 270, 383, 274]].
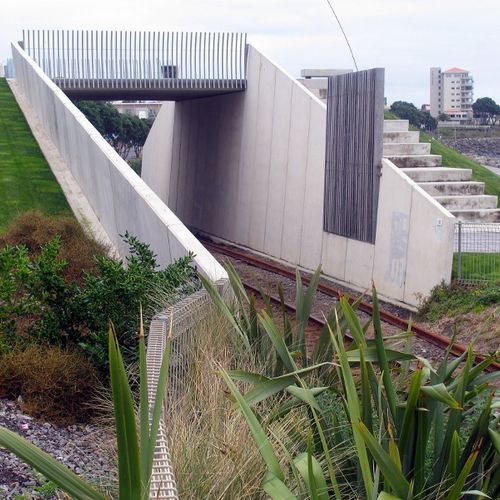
[[443, 137, 500, 174], [212, 250, 449, 365], [0, 398, 116, 499]]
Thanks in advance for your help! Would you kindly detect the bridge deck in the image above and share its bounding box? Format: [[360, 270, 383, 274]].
[[54, 78, 245, 101], [22, 30, 247, 101]]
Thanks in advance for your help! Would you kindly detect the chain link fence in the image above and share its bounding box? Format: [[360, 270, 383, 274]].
[[454, 221, 500, 283]]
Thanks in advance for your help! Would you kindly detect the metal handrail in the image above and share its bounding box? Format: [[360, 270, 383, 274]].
[[22, 29, 247, 90]]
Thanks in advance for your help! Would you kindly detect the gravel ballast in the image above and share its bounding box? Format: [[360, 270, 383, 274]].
[[0, 398, 115, 498]]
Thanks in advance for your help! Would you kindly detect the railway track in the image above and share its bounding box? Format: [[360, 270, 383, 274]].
[[201, 237, 500, 372]]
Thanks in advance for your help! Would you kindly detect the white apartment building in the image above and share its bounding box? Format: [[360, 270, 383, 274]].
[[430, 67, 474, 122]]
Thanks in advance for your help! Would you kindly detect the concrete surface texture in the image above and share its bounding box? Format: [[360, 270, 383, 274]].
[[142, 44, 455, 307], [383, 120, 500, 222], [11, 41, 226, 283]]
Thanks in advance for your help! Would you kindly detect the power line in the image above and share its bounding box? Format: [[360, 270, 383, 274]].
[[323, 0, 359, 71]]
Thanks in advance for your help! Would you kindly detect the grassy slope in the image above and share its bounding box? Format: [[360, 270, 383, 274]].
[[0, 78, 71, 231], [452, 253, 500, 282], [419, 131, 500, 204]]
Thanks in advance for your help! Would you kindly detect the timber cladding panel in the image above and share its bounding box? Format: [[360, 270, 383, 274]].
[[323, 68, 384, 243]]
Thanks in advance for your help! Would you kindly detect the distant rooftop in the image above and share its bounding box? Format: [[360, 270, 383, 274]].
[[444, 67, 468, 73], [300, 69, 352, 78]]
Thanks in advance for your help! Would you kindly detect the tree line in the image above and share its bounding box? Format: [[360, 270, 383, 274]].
[[390, 97, 500, 129], [75, 100, 153, 159]]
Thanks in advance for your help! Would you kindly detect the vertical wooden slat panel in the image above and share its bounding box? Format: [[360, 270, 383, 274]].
[[323, 68, 384, 244]]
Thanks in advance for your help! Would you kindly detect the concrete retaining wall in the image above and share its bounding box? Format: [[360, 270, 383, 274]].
[[11, 42, 226, 282], [142, 44, 455, 307]]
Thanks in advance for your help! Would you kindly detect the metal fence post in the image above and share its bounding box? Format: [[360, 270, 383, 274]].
[[457, 221, 462, 280]]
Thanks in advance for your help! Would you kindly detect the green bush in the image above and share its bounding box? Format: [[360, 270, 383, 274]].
[[419, 280, 500, 320], [0, 232, 199, 374], [78, 233, 200, 371], [0, 320, 172, 499], [0, 210, 109, 285], [127, 157, 142, 175]]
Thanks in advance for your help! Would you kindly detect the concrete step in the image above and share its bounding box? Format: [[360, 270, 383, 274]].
[[383, 143, 431, 155], [434, 195, 498, 210], [402, 167, 472, 182], [383, 131, 420, 143], [451, 209, 500, 223], [383, 119, 409, 132], [386, 154, 442, 168], [418, 181, 485, 196]]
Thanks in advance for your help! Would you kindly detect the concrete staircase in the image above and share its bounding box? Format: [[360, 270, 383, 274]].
[[383, 120, 500, 222]]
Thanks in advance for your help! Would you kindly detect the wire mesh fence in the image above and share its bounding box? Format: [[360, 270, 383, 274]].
[[453, 221, 500, 283], [146, 282, 227, 499]]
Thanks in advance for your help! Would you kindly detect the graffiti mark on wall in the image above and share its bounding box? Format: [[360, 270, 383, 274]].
[[385, 212, 409, 287]]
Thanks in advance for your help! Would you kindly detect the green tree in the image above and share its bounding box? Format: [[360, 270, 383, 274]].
[[74, 101, 153, 160], [421, 111, 437, 131], [76, 101, 122, 143], [390, 101, 437, 131], [390, 101, 422, 127], [472, 97, 500, 125]]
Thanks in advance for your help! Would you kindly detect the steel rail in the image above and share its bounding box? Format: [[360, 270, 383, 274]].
[[202, 239, 500, 371]]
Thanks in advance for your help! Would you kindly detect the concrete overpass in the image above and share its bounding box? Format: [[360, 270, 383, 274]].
[[9, 30, 459, 499], [21, 29, 247, 100], [11, 29, 455, 309]]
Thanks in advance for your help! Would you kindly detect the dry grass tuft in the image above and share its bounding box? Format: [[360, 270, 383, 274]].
[[0, 345, 99, 425], [0, 210, 109, 284], [166, 306, 264, 499], [166, 305, 313, 499]]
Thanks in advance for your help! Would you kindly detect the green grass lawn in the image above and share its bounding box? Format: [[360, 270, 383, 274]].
[[452, 252, 500, 282], [419, 131, 500, 204], [0, 78, 71, 232]]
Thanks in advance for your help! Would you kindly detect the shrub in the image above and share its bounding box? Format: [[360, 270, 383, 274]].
[[0, 211, 108, 284], [0, 230, 200, 375], [418, 280, 500, 320], [78, 233, 200, 373], [0, 320, 172, 499], [166, 304, 266, 498], [127, 157, 142, 175], [0, 345, 98, 424], [0, 237, 84, 345]]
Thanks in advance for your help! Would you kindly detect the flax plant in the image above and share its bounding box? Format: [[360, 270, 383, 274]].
[[0, 312, 172, 500], [204, 264, 500, 499]]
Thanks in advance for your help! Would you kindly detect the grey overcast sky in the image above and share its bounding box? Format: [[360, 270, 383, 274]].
[[1, 0, 498, 106]]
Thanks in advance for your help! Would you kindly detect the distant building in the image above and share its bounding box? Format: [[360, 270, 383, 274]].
[[111, 101, 162, 119], [430, 67, 474, 122], [297, 69, 352, 101], [1, 59, 15, 78]]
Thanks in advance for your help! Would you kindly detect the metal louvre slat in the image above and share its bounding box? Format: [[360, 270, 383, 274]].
[[17, 29, 248, 94]]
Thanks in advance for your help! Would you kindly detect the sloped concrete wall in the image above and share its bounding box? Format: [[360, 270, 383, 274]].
[[11, 42, 226, 282], [142, 45, 455, 306]]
